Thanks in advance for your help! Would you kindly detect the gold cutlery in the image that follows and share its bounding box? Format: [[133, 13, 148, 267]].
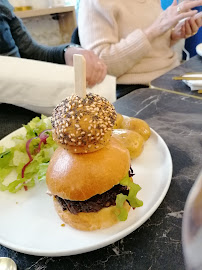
[[173, 76, 202, 81]]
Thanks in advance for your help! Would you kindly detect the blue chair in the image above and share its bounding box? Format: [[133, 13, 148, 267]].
[[161, 0, 176, 10], [183, 6, 202, 58]]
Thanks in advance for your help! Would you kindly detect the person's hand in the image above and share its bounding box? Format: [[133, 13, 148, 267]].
[[171, 11, 202, 44], [185, 12, 202, 38], [64, 46, 107, 88], [144, 0, 202, 42]]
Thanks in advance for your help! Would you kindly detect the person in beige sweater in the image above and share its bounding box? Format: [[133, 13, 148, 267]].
[[78, 0, 202, 98]]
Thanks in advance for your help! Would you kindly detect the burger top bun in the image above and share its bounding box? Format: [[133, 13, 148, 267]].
[[51, 93, 117, 154], [46, 137, 130, 201]]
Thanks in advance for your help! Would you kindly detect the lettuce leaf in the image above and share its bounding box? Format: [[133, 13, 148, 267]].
[[23, 115, 51, 138], [0, 115, 57, 193], [38, 163, 50, 182], [116, 174, 143, 221]]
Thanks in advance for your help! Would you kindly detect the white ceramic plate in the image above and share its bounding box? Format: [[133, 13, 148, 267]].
[[196, 43, 202, 57], [0, 127, 172, 256]]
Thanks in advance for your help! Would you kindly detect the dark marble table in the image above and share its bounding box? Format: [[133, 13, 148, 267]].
[[0, 87, 202, 270], [150, 55, 202, 98]]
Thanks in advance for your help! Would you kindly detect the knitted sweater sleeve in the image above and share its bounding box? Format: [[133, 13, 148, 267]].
[[9, 15, 68, 64], [78, 0, 152, 78]]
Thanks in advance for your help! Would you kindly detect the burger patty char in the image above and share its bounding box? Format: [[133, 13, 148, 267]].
[[55, 184, 129, 214]]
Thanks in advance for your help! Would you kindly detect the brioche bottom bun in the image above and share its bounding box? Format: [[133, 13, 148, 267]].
[[46, 137, 130, 201], [54, 197, 131, 231]]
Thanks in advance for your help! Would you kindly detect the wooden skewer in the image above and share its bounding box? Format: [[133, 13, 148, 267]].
[[73, 54, 86, 98], [173, 76, 202, 81]]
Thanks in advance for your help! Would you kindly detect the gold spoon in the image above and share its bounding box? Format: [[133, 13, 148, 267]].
[[0, 257, 17, 270]]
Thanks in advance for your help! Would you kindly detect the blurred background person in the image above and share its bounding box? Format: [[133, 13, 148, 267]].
[[78, 0, 202, 98], [0, 0, 107, 87]]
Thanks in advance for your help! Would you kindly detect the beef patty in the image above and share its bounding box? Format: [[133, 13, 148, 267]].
[[55, 184, 129, 214]]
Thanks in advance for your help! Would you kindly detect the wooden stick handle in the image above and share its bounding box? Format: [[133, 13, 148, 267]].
[[73, 54, 86, 98]]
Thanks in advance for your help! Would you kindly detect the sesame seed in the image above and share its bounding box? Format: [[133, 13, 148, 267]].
[[52, 93, 117, 148]]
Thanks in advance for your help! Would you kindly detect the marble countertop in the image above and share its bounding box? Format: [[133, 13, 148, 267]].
[[0, 87, 201, 270], [150, 55, 202, 98]]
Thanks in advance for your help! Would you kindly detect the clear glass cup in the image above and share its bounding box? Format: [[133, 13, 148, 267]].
[[182, 170, 202, 270]]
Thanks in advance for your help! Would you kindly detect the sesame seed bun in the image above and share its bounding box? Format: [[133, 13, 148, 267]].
[[46, 137, 130, 201], [52, 128, 111, 154], [54, 197, 131, 231], [51, 94, 117, 153]]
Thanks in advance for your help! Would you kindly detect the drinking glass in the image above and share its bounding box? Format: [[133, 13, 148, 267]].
[[182, 170, 202, 270]]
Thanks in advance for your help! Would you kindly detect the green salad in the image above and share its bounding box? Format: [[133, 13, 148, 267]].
[[0, 115, 57, 193]]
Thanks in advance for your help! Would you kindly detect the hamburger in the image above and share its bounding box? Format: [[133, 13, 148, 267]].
[[46, 137, 143, 231], [47, 93, 143, 231]]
